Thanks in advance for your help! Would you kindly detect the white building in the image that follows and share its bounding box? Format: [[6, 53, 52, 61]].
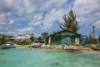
[[14, 35, 31, 41]]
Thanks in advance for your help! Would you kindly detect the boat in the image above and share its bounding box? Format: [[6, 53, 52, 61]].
[[92, 47, 100, 51], [91, 46, 100, 51], [0, 44, 15, 49], [0, 45, 15, 49]]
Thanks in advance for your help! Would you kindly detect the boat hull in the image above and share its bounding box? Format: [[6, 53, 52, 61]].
[[0, 46, 15, 49]]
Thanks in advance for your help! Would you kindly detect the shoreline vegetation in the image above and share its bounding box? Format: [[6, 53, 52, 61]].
[[15, 43, 100, 52]]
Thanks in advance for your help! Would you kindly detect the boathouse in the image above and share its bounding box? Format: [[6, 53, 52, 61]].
[[44, 30, 81, 45]]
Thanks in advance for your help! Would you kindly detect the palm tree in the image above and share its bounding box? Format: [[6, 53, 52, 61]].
[[59, 10, 80, 32]]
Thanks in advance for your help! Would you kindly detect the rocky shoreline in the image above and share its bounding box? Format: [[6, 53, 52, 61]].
[[28, 43, 99, 52], [15, 43, 100, 52]]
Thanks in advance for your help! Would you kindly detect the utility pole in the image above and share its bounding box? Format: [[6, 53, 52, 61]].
[[98, 30, 100, 44], [92, 26, 95, 38]]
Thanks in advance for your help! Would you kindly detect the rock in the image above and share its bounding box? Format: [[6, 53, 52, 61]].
[[46, 45, 52, 49], [41, 44, 46, 48], [54, 45, 63, 49], [32, 43, 42, 48], [51, 45, 55, 49]]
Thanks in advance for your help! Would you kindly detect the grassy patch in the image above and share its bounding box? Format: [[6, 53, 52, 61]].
[[16, 40, 32, 45]]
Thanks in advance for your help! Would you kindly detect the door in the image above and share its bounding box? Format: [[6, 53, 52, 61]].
[[75, 38, 80, 45]]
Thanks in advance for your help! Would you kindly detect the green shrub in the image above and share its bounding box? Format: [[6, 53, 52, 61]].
[[87, 38, 97, 44], [16, 40, 32, 45], [0, 35, 7, 44]]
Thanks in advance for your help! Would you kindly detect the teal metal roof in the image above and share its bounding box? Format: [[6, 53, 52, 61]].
[[47, 30, 81, 37]]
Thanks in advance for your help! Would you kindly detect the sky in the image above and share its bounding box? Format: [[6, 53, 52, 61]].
[[0, 0, 100, 37]]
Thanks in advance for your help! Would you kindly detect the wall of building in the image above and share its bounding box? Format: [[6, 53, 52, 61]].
[[51, 35, 61, 45], [44, 31, 80, 45]]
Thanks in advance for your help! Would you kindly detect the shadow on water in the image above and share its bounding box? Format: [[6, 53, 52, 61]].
[[50, 62, 60, 66], [0, 50, 6, 56], [0, 52, 5, 55]]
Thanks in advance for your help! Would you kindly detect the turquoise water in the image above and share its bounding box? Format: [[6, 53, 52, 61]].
[[0, 48, 100, 67]]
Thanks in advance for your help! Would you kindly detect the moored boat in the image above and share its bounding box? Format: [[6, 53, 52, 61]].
[[0, 43, 15, 49], [91, 46, 100, 51], [92, 48, 100, 51], [0, 45, 15, 49]]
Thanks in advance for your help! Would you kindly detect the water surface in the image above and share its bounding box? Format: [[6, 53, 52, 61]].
[[0, 48, 100, 67]]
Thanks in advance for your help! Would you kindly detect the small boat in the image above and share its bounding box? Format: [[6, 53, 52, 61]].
[[92, 48, 100, 51], [0, 46, 15, 49], [91, 46, 100, 51], [0, 44, 15, 49]]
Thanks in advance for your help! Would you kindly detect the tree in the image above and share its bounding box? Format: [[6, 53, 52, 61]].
[[30, 33, 34, 42], [41, 32, 48, 39], [98, 35, 100, 44], [59, 10, 80, 32], [37, 36, 42, 43], [87, 33, 97, 44], [1, 35, 7, 44]]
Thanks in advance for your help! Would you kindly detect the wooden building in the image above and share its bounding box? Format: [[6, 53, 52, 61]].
[[44, 30, 81, 45]]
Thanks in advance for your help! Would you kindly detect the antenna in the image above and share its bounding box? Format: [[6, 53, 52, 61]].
[[98, 30, 100, 38], [92, 26, 95, 38], [98, 30, 100, 44]]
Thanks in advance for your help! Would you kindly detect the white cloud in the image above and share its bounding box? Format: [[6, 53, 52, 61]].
[[27, 0, 68, 28], [0, 0, 68, 29], [41, 8, 68, 29], [73, 0, 100, 15], [73, 0, 100, 26], [0, 0, 100, 36], [23, 0, 36, 14], [29, 13, 43, 26], [34, 14, 43, 21], [9, 20, 14, 25], [93, 20, 100, 28], [95, 12, 100, 16], [6, 31, 26, 36], [34, 21, 42, 26], [7, 31, 15, 35], [0, 27, 3, 30], [0, 13, 14, 25], [40, 0, 67, 10], [17, 27, 34, 33], [29, 1, 70, 29], [0, 13, 9, 25], [0, 0, 15, 29]]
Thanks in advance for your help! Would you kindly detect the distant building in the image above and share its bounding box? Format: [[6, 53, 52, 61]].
[[44, 30, 81, 45], [14, 35, 31, 41], [7, 34, 31, 41]]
